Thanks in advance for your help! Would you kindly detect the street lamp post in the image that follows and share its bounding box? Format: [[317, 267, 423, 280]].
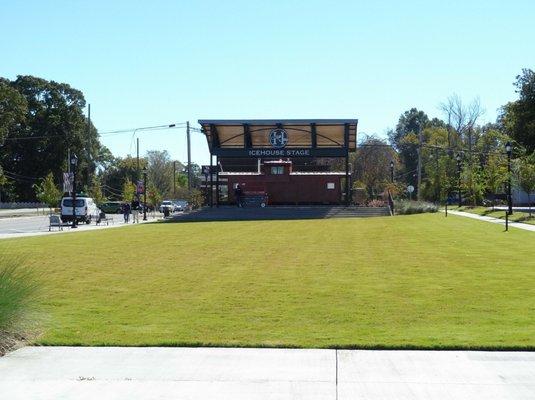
[[506, 141, 513, 215], [143, 166, 148, 221], [70, 154, 78, 228], [390, 161, 394, 183], [456, 153, 462, 208]]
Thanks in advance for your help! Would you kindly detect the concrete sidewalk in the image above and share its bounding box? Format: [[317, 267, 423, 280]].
[[445, 209, 535, 232], [0, 347, 533, 399]]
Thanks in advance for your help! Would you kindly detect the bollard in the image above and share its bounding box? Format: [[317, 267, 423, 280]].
[[445, 203, 448, 217]]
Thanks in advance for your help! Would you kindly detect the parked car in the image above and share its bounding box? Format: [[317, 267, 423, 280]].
[[173, 200, 188, 212], [159, 200, 176, 213], [60, 196, 101, 224], [99, 201, 123, 214]]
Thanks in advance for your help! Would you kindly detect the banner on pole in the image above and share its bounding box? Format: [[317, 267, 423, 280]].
[[63, 172, 73, 193], [136, 180, 145, 194]]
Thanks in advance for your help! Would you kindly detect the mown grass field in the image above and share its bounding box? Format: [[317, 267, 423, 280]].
[[1, 213, 534, 349]]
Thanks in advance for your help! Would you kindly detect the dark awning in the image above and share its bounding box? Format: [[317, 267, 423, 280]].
[[198, 119, 358, 158]]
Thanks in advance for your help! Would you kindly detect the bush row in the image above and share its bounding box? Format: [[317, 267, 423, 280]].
[[394, 200, 438, 215]]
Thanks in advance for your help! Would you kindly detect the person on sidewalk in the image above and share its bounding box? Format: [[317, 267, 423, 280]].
[[122, 202, 131, 223], [131, 198, 140, 223]]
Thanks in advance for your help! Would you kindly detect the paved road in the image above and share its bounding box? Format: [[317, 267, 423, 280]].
[[0, 213, 161, 239], [0, 347, 533, 399], [0, 215, 51, 234]]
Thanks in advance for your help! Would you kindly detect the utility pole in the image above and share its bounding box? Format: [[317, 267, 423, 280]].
[[187, 121, 191, 190], [173, 161, 176, 197], [137, 137, 140, 177], [416, 122, 423, 201], [136, 137, 140, 201], [86, 104, 91, 188]]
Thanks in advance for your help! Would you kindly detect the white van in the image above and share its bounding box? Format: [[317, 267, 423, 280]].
[[60, 196, 101, 224]]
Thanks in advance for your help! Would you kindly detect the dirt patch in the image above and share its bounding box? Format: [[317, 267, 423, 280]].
[[0, 331, 31, 357]]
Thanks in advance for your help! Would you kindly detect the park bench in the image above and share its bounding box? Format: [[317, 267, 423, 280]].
[[48, 215, 70, 231], [96, 212, 114, 226]]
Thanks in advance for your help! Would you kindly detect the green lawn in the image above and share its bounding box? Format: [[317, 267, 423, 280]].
[[1, 213, 534, 349]]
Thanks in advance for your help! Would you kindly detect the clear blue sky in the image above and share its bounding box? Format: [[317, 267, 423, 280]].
[[1, 0, 533, 165]]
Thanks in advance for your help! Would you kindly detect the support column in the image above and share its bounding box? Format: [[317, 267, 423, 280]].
[[209, 155, 214, 207], [216, 156, 220, 207], [344, 123, 350, 205], [345, 152, 350, 205]]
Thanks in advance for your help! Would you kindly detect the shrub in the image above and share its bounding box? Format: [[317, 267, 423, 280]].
[[395, 200, 438, 215], [0, 256, 40, 355], [187, 189, 205, 209], [367, 199, 386, 207]]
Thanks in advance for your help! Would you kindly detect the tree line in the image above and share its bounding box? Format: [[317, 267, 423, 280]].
[[352, 69, 535, 206], [0, 75, 202, 206]]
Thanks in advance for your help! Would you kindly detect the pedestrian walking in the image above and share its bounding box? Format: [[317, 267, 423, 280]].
[[131, 198, 140, 223], [122, 202, 131, 223], [234, 184, 243, 208]]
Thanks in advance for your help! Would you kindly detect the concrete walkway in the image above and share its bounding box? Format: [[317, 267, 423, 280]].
[[0, 347, 533, 399], [445, 210, 535, 232]]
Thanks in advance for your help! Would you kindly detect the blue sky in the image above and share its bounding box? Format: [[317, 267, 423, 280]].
[[1, 0, 533, 165]]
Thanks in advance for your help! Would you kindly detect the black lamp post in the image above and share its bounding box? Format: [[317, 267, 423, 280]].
[[456, 153, 462, 208], [390, 161, 394, 183], [70, 154, 78, 228], [142, 166, 148, 221], [506, 141, 513, 215]]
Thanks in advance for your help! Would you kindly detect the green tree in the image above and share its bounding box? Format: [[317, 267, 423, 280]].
[[352, 135, 398, 197], [0, 76, 110, 200], [147, 184, 163, 211], [147, 150, 173, 197], [484, 154, 507, 209], [461, 160, 486, 206], [516, 156, 535, 215], [500, 69, 535, 151], [33, 172, 61, 212], [388, 108, 430, 189], [89, 176, 106, 206], [121, 178, 136, 203], [100, 156, 143, 200]]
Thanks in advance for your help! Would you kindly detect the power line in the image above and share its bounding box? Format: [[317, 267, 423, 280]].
[[0, 122, 190, 142], [98, 123, 187, 135]]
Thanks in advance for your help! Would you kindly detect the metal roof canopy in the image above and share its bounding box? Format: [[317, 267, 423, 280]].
[[199, 119, 358, 158]]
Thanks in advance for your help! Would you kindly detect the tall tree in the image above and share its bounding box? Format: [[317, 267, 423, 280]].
[[0, 80, 28, 189], [501, 69, 535, 151], [0, 75, 109, 200], [100, 156, 143, 199], [516, 155, 535, 215], [147, 150, 173, 197], [352, 135, 398, 197]]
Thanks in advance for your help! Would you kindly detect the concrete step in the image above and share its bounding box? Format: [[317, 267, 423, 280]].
[[171, 206, 392, 222]]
